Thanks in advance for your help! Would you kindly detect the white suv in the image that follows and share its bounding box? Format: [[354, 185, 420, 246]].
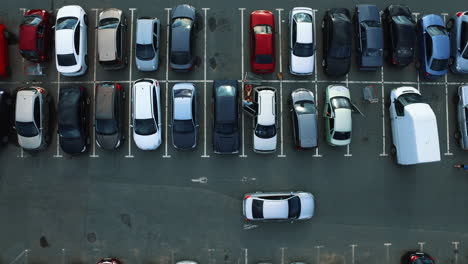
[[55, 5, 88, 76], [132, 79, 162, 150], [253, 87, 277, 153]]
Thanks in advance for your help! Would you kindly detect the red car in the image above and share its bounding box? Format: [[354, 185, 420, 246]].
[[0, 24, 7, 78], [250, 10, 275, 73], [19, 9, 53, 62]]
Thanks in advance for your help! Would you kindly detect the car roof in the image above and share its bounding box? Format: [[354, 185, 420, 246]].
[[96, 84, 115, 119], [16, 88, 38, 122], [136, 18, 154, 44], [19, 23, 39, 51], [261, 199, 289, 219], [297, 113, 317, 147], [55, 29, 75, 54], [173, 83, 194, 120], [59, 86, 82, 129], [98, 28, 117, 61], [296, 22, 313, 44], [365, 27, 383, 49], [134, 81, 154, 119], [255, 34, 273, 55], [431, 35, 450, 59], [258, 89, 275, 125], [171, 25, 191, 52], [334, 109, 352, 132]]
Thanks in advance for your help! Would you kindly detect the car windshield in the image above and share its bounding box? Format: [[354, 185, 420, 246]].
[[397, 47, 413, 57], [331, 97, 351, 109], [332, 13, 350, 21], [216, 123, 236, 134], [392, 15, 414, 25], [16, 121, 39, 137], [59, 124, 80, 139], [22, 15, 42, 26], [255, 55, 274, 64], [252, 199, 264, 219], [99, 17, 119, 29], [333, 131, 351, 140], [427, 25, 448, 36], [172, 18, 192, 29], [253, 25, 272, 34], [398, 93, 423, 106], [57, 54, 77, 66], [294, 101, 316, 114], [217, 85, 236, 96], [136, 44, 155, 60], [255, 124, 276, 138], [56, 17, 78, 30], [173, 119, 194, 133], [96, 119, 117, 135], [294, 13, 313, 23], [293, 43, 314, 57], [364, 48, 383, 57], [430, 58, 448, 71], [134, 118, 157, 135], [171, 52, 190, 65], [287, 196, 301, 219]]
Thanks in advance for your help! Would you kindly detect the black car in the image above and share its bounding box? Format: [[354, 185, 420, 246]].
[[322, 8, 352, 76], [170, 4, 196, 72], [58, 86, 89, 154], [95, 82, 125, 150], [213, 80, 240, 154], [0, 88, 12, 145], [383, 4, 416, 66], [401, 252, 435, 264], [355, 4, 384, 70]]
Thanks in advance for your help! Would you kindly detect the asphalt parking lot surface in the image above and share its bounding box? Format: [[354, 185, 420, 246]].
[[1, 0, 468, 263]]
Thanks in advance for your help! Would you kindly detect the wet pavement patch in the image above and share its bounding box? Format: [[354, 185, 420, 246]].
[[39, 236, 50, 248], [120, 213, 132, 228], [87, 232, 97, 243]]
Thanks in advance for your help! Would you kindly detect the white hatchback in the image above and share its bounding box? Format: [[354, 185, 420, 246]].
[[132, 79, 162, 150], [55, 5, 88, 76], [289, 7, 315, 75], [253, 87, 277, 153]]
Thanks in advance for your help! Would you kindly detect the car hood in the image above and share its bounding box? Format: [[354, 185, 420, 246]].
[[325, 57, 350, 76], [133, 132, 161, 150], [214, 131, 239, 154], [96, 132, 120, 150], [298, 193, 315, 219], [60, 136, 86, 154], [253, 134, 277, 152], [291, 54, 314, 74], [19, 25, 37, 51], [18, 134, 42, 150], [172, 131, 197, 150]]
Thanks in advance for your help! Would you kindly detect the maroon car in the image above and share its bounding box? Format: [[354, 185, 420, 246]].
[[19, 9, 53, 62]]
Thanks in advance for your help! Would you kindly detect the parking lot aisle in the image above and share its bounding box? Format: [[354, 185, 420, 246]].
[[53, 72, 63, 158], [90, 8, 101, 158], [345, 74, 352, 157], [163, 8, 172, 158], [201, 8, 210, 158], [276, 8, 286, 158], [312, 9, 322, 158], [442, 13, 453, 156], [239, 8, 247, 158], [124, 8, 136, 158], [380, 66, 388, 157]]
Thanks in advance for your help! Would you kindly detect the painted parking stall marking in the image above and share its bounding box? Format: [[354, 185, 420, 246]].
[[384, 243, 392, 264], [163, 8, 172, 158], [380, 66, 388, 157], [276, 8, 286, 158], [312, 9, 322, 158], [90, 8, 101, 158], [315, 245, 324, 264], [125, 8, 137, 158], [54, 72, 63, 158], [452, 241, 460, 264], [239, 8, 247, 158], [345, 74, 352, 157], [442, 13, 453, 156], [202, 8, 210, 158]]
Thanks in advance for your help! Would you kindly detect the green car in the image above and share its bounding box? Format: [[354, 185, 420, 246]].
[[323, 85, 352, 146]]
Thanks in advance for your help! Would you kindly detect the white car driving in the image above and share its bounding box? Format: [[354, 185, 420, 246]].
[[289, 7, 315, 75], [55, 5, 88, 76]]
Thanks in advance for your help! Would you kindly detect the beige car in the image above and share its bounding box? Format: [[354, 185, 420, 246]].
[[97, 8, 127, 69]]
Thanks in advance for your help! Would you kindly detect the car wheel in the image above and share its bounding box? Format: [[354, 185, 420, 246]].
[[453, 94, 460, 104], [86, 97, 91, 105], [84, 15, 89, 26], [449, 57, 454, 66], [3, 30, 10, 40], [85, 55, 89, 66], [390, 145, 397, 156], [321, 19, 325, 29], [122, 91, 126, 100], [414, 60, 421, 70], [45, 134, 50, 144], [454, 131, 461, 140], [124, 56, 128, 65], [446, 19, 454, 31], [322, 59, 326, 68]]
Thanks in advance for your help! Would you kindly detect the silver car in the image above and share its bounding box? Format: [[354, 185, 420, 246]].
[[243, 191, 315, 221], [135, 17, 160, 71], [15, 87, 51, 151], [291, 88, 318, 149], [97, 8, 127, 70], [456, 85, 468, 149], [447, 12, 468, 74]]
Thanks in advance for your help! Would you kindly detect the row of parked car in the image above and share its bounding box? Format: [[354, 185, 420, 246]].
[[0, 5, 467, 78]]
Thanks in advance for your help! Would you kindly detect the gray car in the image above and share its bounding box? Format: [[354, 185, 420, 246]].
[[97, 8, 127, 70], [171, 83, 198, 150], [456, 85, 468, 149], [290, 88, 318, 149], [355, 4, 384, 70], [135, 17, 160, 71], [447, 12, 468, 74], [170, 5, 196, 72], [95, 82, 125, 150]]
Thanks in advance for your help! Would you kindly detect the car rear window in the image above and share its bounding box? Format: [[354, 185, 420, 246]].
[[99, 18, 119, 29], [287, 196, 301, 219], [21, 15, 42, 26], [255, 55, 273, 64], [293, 43, 314, 57], [136, 44, 155, 60], [427, 25, 447, 36], [171, 51, 191, 65], [172, 18, 192, 29], [398, 92, 423, 106], [253, 25, 272, 34], [96, 119, 118, 135], [333, 131, 351, 140], [20, 50, 39, 60], [59, 124, 81, 139], [56, 17, 78, 30], [430, 58, 448, 71], [57, 54, 77, 66], [294, 13, 313, 23], [134, 118, 157, 135], [173, 119, 194, 133], [15, 121, 39, 137], [255, 124, 276, 139], [252, 199, 264, 219]]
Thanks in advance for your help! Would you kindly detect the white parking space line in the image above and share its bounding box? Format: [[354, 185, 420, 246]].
[[312, 9, 322, 158], [280, 247, 286, 264], [276, 8, 286, 158], [442, 14, 453, 156], [380, 66, 388, 157], [243, 248, 248, 264], [125, 8, 136, 159], [452, 241, 460, 264], [163, 8, 172, 158], [201, 8, 210, 158], [17, 9, 27, 159], [54, 72, 63, 158], [350, 244, 357, 264], [315, 245, 323, 264], [418, 241, 425, 251], [90, 8, 101, 158], [345, 74, 352, 157], [384, 243, 392, 264], [239, 8, 247, 158], [413, 13, 421, 91]]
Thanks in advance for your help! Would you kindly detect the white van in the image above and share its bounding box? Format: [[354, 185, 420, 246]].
[[389, 87, 440, 165]]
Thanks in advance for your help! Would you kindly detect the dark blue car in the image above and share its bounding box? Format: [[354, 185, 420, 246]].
[[355, 4, 383, 70], [417, 14, 450, 78]]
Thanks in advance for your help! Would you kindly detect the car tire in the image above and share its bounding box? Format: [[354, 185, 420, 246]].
[[322, 59, 326, 68], [415, 60, 421, 70], [454, 131, 461, 140], [45, 95, 51, 104], [45, 134, 50, 144], [122, 91, 126, 100], [390, 145, 397, 156], [453, 94, 460, 104], [449, 57, 454, 66], [85, 55, 89, 66], [446, 19, 454, 31], [84, 15, 89, 26], [321, 19, 325, 29]]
